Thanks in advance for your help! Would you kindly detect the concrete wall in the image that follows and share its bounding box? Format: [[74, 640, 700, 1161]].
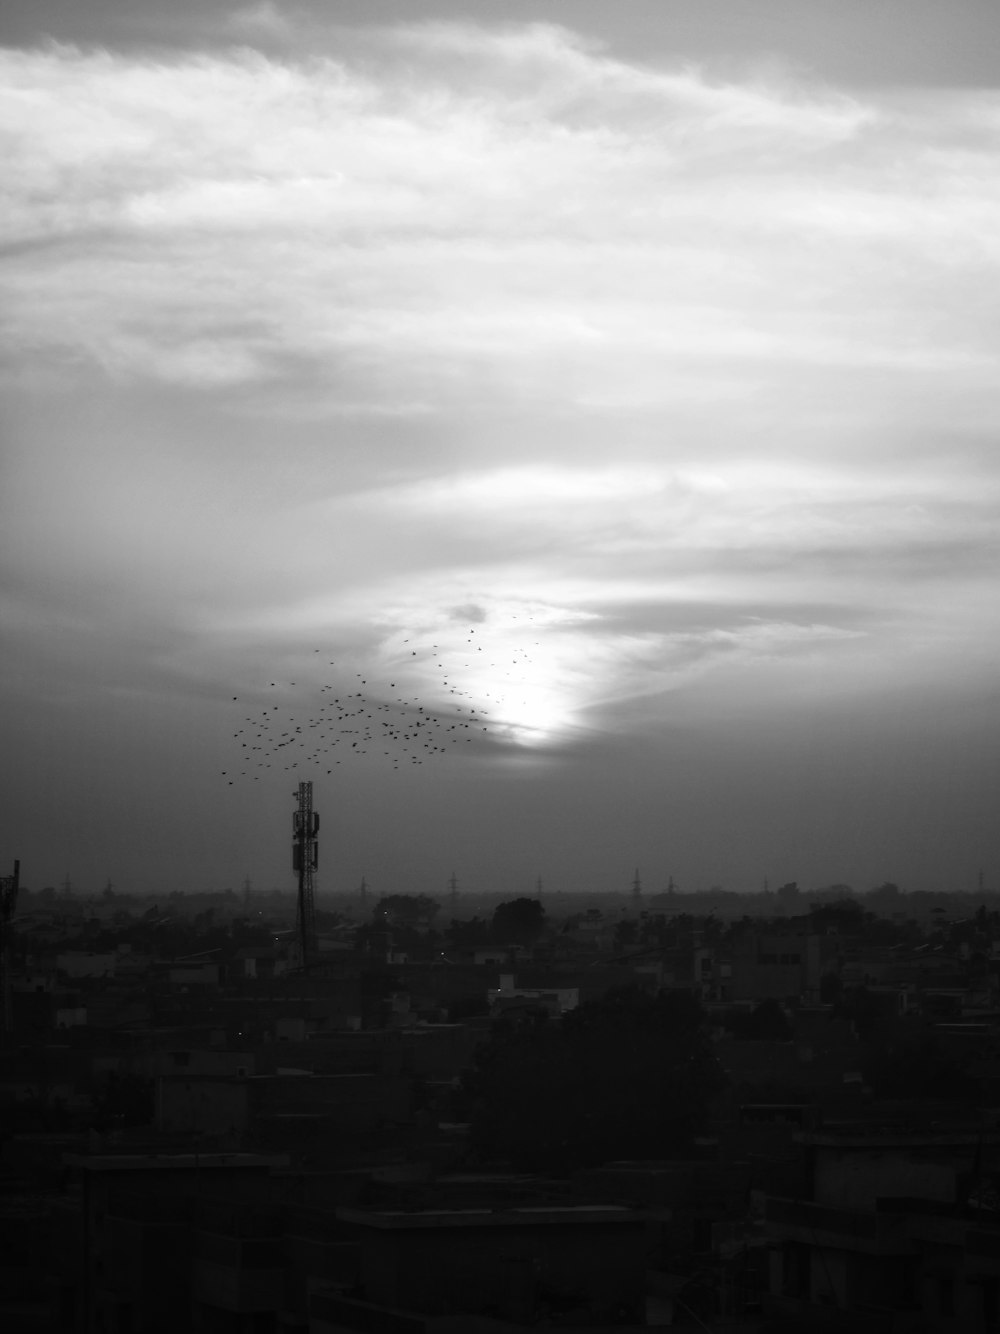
[[813, 1145, 962, 1210], [169, 964, 222, 988], [157, 1077, 250, 1135], [141, 1048, 255, 1079], [55, 951, 117, 979], [355, 1218, 646, 1321], [250, 1073, 412, 1130]]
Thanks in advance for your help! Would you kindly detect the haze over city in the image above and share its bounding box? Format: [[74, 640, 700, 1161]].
[[2, 0, 999, 898]]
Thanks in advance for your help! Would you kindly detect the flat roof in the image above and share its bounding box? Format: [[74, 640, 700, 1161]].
[[64, 1153, 290, 1171], [801, 1131, 1000, 1148], [336, 1205, 651, 1229]]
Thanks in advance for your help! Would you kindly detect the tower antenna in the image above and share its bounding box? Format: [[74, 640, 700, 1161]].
[[292, 783, 318, 969]]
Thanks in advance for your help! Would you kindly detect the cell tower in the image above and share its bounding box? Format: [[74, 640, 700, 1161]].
[[292, 783, 318, 969], [0, 860, 20, 1039]]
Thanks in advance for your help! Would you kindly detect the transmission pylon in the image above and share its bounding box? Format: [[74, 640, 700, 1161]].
[[292, 784, 318, 969], [631, 867, 642, 902]]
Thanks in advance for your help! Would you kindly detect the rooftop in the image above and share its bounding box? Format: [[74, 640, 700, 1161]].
[[800, 1128, 1000, 1148], [336, 1204, 652, 1229], [63, 1152, 290, 1172]]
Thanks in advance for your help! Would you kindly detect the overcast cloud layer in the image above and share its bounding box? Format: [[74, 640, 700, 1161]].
[[2, 10, 999, 896]]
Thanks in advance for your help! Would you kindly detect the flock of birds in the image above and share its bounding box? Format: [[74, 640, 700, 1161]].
[[222, 628, 539, 784]]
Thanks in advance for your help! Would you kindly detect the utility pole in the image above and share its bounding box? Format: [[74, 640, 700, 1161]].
[[1, 860, 20, 1039], [292, 783, 318, 970]]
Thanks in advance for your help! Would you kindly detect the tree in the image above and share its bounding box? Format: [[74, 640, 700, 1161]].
[[445, 916, 493, 948], [491, 897, 545, 944], [871, 881, 901, 898], [461, 987, 726, 1175], [863, 1032, 980, 1102], [809, 899, 866, 934]]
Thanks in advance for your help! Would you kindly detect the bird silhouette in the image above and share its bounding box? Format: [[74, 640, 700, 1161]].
[[221, 622, 545, 784]]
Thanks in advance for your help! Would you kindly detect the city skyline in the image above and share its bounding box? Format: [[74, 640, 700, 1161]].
[[2, 1, 999, 897]]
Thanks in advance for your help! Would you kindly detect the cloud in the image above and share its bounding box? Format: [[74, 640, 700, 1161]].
[[2, 26, 998, 411], [2, 22, 999, 758], [227, 2, 294, 42]]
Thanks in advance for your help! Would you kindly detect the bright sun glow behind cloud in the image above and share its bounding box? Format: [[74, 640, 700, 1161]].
[[375, 602, 602, 748]]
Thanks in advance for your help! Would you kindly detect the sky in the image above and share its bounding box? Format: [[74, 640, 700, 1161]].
[[2, 1, 999, 901]]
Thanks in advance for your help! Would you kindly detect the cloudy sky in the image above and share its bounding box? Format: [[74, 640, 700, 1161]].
[[3, 0, 999, 900]]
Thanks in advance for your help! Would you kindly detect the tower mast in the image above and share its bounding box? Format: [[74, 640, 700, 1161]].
[[292, 783, 318, 969]]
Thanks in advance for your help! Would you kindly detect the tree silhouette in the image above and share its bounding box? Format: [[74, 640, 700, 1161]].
[[445, 916, 493, 948], [863, 1032, 981, 1102], [461, 987, 725, 1175], [491, 897, 545, 944]]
